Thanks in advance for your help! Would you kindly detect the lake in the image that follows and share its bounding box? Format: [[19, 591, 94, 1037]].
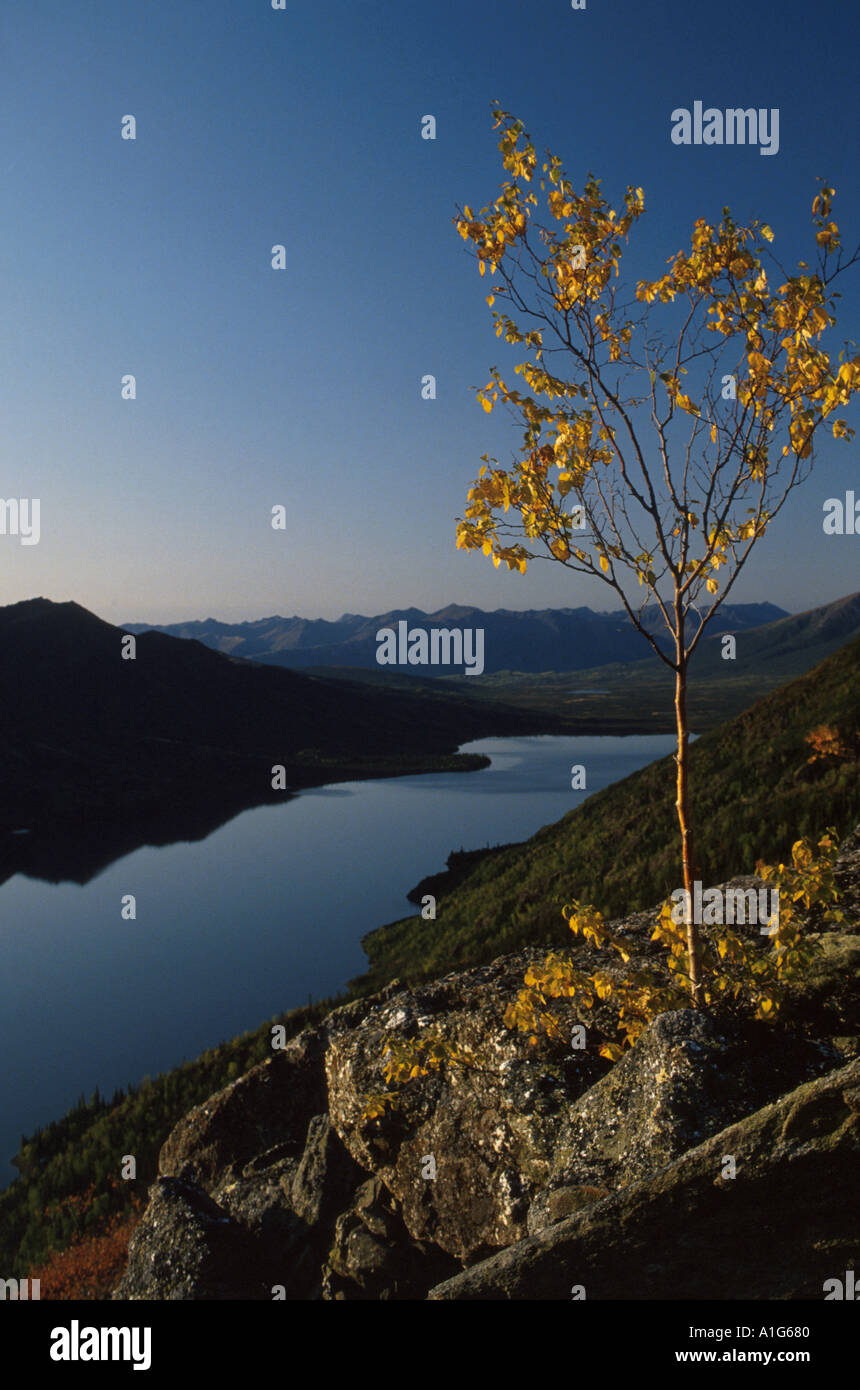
[[0, 733, 675, 1183]]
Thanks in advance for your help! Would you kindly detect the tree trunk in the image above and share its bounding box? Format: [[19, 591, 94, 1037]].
[[674, 646, 702, 1007]]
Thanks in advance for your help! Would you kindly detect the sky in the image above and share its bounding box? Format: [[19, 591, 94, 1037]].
[[0, 0, 857, 624]]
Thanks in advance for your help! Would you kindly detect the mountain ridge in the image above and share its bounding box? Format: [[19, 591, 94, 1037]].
[[123, 599, 791, 674]]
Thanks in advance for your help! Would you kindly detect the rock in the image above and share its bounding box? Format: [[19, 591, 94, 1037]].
[[113, 1177, 265, 1300], [212, 1114, 371, 1299], [324, 953, 610, 1262], [159, 1027, 330, 1192], [527, 1009, 837, 1232], [288, 1114, 366, 1228], [212, 1152, 311, 1296], [323, 1178, 459, 1300], [428, 1057, 860, 1300], [780, 932, 860, 1042], [125, 1116, 373, 1301], [325, 964, 835, 1257]]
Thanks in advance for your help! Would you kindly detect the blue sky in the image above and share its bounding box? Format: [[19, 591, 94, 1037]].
[[1, 0, 857, 623]]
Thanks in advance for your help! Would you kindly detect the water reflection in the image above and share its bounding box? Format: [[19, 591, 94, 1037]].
[[0, 734, 675, 1181]]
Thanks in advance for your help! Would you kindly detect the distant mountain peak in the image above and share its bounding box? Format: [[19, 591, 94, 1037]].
[[108, 597, 832, 678]]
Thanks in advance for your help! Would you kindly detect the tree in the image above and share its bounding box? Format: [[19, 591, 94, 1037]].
[[454, 105, 860, 1005]]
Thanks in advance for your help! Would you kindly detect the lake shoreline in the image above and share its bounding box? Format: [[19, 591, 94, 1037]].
[[0, 732, 679, 1196]]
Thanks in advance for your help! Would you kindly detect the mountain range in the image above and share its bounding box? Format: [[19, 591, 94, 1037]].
[[123, 601, 788, 675]]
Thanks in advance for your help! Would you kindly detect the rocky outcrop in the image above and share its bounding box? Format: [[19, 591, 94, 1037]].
[[429, 1057, 860, 1300], [323, 970, 837, 1260], [324, 953, 610, 1261], [323, 1178, 459, 1299], [114, 840, 860, 1301], [115, 1178, 267, 1300], [157, 1025, 331, 1192], [525, 1008, 836, 1233]]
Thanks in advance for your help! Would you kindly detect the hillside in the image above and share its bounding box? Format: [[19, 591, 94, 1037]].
[[0, 598, 563, 882], [424, 591, 860, 735], [124, 594, 860, 740], [693, 590, 860, 679], [356, 633, 860, 990]]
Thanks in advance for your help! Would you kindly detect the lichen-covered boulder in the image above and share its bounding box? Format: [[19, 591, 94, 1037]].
[[325, 959, 836, 1258], [429, 1057, 860, 1300], [527, 1008, 838, 1232], [325, 952, 612, 1261], [158, 1027, 330, 1192], [113, 1177, 266, 1300], [323, 1178, 459, 1299]]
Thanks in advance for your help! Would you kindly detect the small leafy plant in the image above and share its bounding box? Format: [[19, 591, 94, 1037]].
[[360, 832, 845, 1116], [505, 831, 845, 1060], [360, 1034, 476, 1121]]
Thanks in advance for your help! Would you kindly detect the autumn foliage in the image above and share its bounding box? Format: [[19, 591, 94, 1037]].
[[25, 1183, 144, 1300], [805, 723, 855, 764], [504, 831, 845, 1060], [453, 104, 859, 1006]]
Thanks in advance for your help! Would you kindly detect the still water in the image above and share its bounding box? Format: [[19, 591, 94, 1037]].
[[0, 733, 675, 1180]]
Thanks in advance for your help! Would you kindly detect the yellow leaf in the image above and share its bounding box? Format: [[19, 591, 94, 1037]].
[[760, 225, 774, 242], [599, 555, 609, 573], [710, 423, 717, 444]]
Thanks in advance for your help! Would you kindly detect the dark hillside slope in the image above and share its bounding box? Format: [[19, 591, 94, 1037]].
[[0, 598, 488, 755], [693, 590, 860, 680], [0, 598, 549, 877]]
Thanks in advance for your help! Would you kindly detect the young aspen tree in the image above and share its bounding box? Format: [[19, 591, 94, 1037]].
[[455, 106, 860, 1006]]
